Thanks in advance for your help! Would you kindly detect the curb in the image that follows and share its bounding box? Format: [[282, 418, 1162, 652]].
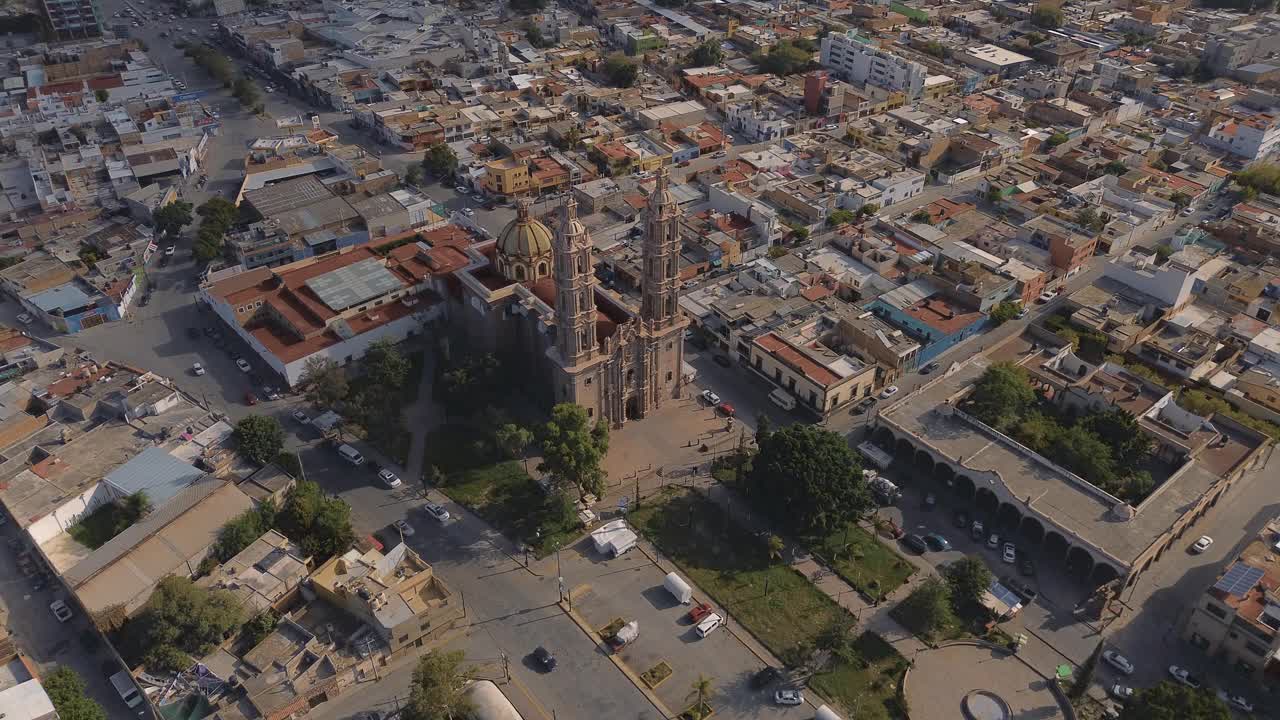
[[557, 600, 677, 720]]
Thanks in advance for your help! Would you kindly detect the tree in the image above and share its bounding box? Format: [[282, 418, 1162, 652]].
[[299, 357, 349, 408], [94, 88, 109, 102], [827, 209, 855, 226], [232, 76, 261, 108], [538, 403, 610, 500], [213, 500, 277, 562], [405, 165, 423, 185], [1232, 162, 1280, 196], [525, 25, 549, 48], [1031, 3, 1063, 28], [1241, 185, 1258, 202], [745, 424, 871, 535], [1169, 191, 1191, 210], [405, 650, 472, 720], [687, 674, 715, 718], [1075, 207, 1105, 233], [507, 0, 546, 12], [894, 576, 955, 638], [153, 200, 193, 237], [128, 576, 244, 672], [43, 668, 107, 720], [603, 54, 638, 87], [235, 415, 285, 466], [1014, 411, 1060, 453], [1119, 681, 1230, 720], [985, 187, 1003, 204], [765, 534, 785, 564], [857, 203, 880, 217], [910, 209, 932, 223], [1103, 160, 1129, 176], [199, 196, 238, 226], [1155, 243, 1174, 262], [1047, 131, 1070, 147], [967, 362, 1036, 432], [989, 301, 1021, 326], [363, 340, 410, 390], [755, 41, 813, 75], [1069, 640, 1103, 700], [790, 225, 810, 241], [276, 480, 354, 560], [495, 423, 534, 470], [944, 555, 993, 611], [1049, 424, 1117, 489], [755, 411, 772, 442], [241, 610, 280, 648], [422, 142, 459, 177], [686, 39, 723, 68]]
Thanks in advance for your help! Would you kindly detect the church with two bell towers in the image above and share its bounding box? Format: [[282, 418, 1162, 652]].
[[450, 166, 688, 427]]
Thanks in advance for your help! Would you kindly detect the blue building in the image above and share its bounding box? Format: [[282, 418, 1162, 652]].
[[23, 280, 121, 334], [863, 280, 987, 365]]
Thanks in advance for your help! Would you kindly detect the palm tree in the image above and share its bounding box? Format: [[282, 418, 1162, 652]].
[[688, 675, 714, 718], [766, 534, 785, 565]]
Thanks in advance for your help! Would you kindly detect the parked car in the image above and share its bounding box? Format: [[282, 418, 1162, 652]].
[[165, 245, 176, 255], [192, 362, 205, 376], [50, 600, 73, 622], [1215, 690, 1254, 713], [1002, 542, 1017, 564], [902, 534, 928, 554], [694, 612, 723, 638], [291, 410, 310, 424], [1001, 575, 1037, 604], [462, 208, 475, 217], [952, 510, 969, 529], [454, 185, 468, 194], [688, 602, 715, 624], [750, 666, 781, 690], [774, 690, 803, 706], [422, 501, 450, 523], [924, 533, 951, 552], [1102, 650, 1135, 675], [987, 533, 1000, 549], [717, 402, 736, 417], [1168, 665, 1201, 689], [1191, 535, 1213, 553], [16, 313, 32, 325], [235, 358, 252, 372], [970, 520, 985, 540], [1018, 554, 1035, 577], [921, 362, 940, 375], [1037, 291, 1056, 304], [922, 492, 936, 509], [533, 646, 557, 671], [1109, 684, 1134, 702], [394, 519, 415, 537], [880, 385, 899, 399], [700, 390, 721, 406], [378, 469, 402, 488]]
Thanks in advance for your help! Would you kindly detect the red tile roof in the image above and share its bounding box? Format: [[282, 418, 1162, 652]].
[[754, 332, 841, 387]]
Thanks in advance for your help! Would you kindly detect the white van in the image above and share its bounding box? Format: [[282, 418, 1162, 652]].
[[768, 388, 796, 411], [109, 671, 143, 709], [695, 612, 723, 638], [337, 444, 364, 465]]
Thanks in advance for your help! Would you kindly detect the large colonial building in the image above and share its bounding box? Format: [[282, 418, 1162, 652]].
[[456, 166, 688, 425]]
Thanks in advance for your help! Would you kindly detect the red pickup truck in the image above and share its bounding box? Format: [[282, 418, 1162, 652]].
[[687, 602, 714, 624]]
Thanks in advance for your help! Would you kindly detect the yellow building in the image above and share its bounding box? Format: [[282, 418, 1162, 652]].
[[482, 157, 531, 196]]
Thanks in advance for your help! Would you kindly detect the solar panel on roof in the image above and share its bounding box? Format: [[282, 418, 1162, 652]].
[[1214, 563, 1265, 598], [304, 258, 403, 312]]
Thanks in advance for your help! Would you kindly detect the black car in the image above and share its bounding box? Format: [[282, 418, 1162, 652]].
[[921, 361, 940, 375], [533, 646, 557, 671], [1018, 554, 1035, 576], [1000, 575, 1037, 604], [750, 666, 782, 690], [902, 534, 928, 554], [712, 355, 731, 368], [952, 510, 969, 529]]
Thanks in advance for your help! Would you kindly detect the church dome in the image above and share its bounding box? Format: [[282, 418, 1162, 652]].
[[497, 199, 553, 262]]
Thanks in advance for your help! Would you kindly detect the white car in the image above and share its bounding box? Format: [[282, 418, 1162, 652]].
[[1108, 684, 1133, 702], [394, 519, 415, 537], [1191, 535, 1213, 553], [1216, 690, 1254, 713], [291, 410, 310, 424], [700, 389, 721, 406], [16, 313, 32, 325], [235, 358, 251, 373], [423, 501, 450, 523], [50, 600, 72, 622], [165, 245, 175, 256], [774, 689, 803, 706], [1002, 542, 1016, 564], [454, 185, 468, 194], [1168, 665, 1201, 689], [1037, 291, 1056, 304], [192, 362, 205, 376], [1102, 650, 1135, 675], [378, 469, 402, 488], [880, 385, 899, 399], [986, 533, 1000, 549], [462, 208, 475, 217]]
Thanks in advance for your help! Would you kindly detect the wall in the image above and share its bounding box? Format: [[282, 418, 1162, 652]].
[[280, 308, 442, 386], [748, 342, 873, 415], [28, 481, 112, 546]]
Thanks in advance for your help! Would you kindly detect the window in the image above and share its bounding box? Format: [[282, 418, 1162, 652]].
[[398, 634, 409, 644], [516, 265, 526, 281], [1205, 603, 1228, 620], [585, 377, 592, 386], [587, 407, 594, 417], [421, 621, 432, 631], [666, 371, 672, 381], [1245, 640, 1268, 657]]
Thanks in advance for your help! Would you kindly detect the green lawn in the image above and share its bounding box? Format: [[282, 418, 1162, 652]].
[[809, 632, 909, 720], [627, 488, 845, 663], [808, 524, 915, 602], [68, 502, 138, 549]]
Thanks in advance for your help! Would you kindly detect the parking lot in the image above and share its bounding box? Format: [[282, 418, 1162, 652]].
[[563, 537, 813, 720]]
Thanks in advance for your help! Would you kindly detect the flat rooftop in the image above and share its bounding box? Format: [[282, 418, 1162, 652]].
[[880, 354, 1262, 568]]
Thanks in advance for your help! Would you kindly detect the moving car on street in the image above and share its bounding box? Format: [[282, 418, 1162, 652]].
[[422, 502, 450, 523], [378, 469, 402, 488]]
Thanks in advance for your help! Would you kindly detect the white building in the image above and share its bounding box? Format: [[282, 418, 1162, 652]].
[[726, 103, 795, 142], [1202, 114, 1280, 160], [820, 31, 927, 99], [872, 170, 925, 206]]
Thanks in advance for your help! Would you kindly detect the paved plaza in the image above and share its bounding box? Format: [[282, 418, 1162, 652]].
[[905, 643, 1066, 720]]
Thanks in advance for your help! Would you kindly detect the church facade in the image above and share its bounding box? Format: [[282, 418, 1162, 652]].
[[448, 166, 688, 427]]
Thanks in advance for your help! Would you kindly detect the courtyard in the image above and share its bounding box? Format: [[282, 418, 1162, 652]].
[[904, 643, 1066, 720]]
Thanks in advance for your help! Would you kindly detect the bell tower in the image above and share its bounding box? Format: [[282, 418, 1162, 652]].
[[641, 165, 682, 331], [553, 194, 596, 366]]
